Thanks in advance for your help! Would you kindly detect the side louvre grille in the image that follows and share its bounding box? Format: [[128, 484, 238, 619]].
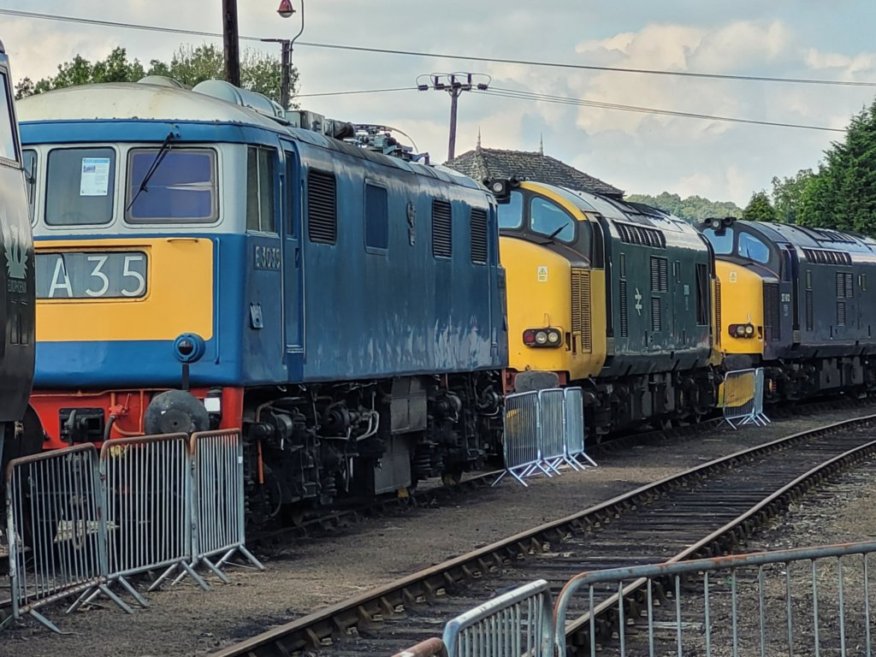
[[650, 297, 662, 332], [619, 279, 629, 338], [650, 256, 668, 292], [307, 169, 337, 243], [805, 290, 814, 331], [715, 278, 722, 344], [763, 282, 780, 341], [432, 200, 452, 257], [470, 208, 488, 263], [803, 248, 852, 265], [837, 301, 847, 326], [571, 268, 592, 352], [616, 223, 666, 248]]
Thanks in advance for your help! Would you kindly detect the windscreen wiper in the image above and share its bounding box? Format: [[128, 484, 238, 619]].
[[536, 223, 569, 245], [125, 131, 176, 212]]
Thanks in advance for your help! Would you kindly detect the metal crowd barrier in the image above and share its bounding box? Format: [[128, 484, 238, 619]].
[[720, 367, 769, 428], [563, 387, 596, 470], [100, 434, 208, 602], [495, 387, 597, 487], [442, 580, 554, 657], [3, 446, 131, 633], [554, 541, 876, 657], [495, 391, 547, 486], [395, 540, 876, 657], [537, 389, 566, 474], [188, 430, 263, 582]]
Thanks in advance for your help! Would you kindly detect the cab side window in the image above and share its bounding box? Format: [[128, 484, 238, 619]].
[[246, 147, 276, 233], [0, 71, 17, 163]]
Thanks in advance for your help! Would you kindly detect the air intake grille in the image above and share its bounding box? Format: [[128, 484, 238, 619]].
[[803, 248, 852, 265], [764, 282, 780, 341], [470, 208, 488, 263], [715, 278, 722, 344], [307, 170, 337, 243], [432, 200, 452, 257], [616, 222, 666, 248], [837, 301, 847, 326], [619, 279, 628, 338], [650, 297, 662, 332], [571, 268, 592, 352], [650, 256, 668, 292], [805, 290, 813, 331]]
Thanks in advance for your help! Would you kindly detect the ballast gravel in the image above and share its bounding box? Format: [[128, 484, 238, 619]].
[[3, 405, 876, 657]]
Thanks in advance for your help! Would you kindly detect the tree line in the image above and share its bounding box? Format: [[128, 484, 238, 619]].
[[15, 45, 298, 109]]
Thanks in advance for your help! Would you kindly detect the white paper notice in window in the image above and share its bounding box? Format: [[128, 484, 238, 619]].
[[80, 157, 110, 196]]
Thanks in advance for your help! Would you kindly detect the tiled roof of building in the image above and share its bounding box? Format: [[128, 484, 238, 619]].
[[445, 146, 624, 198]]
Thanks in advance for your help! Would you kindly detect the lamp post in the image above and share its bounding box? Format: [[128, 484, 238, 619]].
[[264, 0, 305, 109], [417, 73, 490, 162]]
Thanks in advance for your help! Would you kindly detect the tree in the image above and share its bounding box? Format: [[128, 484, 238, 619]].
[[770, 169, 814, 224], [15, 45, 298, 109], [625, 192, 742, 223], [742, 191, 777, 222]]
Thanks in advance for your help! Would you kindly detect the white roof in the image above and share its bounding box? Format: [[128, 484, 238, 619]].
[[17, 82, 281, 130]]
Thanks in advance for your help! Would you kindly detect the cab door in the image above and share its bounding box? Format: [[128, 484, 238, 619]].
[[281, 142, 303, 363]]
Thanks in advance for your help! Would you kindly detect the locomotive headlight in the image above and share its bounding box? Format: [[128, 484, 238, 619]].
[[523, 327, 563, 348], [745, 324, 754, 336]]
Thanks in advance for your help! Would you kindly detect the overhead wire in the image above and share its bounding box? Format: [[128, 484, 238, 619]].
[[1, 7, 875, 88], [479, 86, 847, 132]]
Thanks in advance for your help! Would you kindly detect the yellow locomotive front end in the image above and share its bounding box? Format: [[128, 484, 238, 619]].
[[496, 181, 606, 391]]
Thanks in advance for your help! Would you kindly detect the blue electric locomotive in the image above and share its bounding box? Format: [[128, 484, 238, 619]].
[[18, 78, 506, 522]]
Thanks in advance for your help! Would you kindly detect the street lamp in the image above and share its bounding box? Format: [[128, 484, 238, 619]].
[[264, 0, 305, 110]]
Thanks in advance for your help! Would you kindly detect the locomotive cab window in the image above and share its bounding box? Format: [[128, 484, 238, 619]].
[[530, 196, 574, 243], [0, 71, 17, 163], [497, 190, 523, 230], [246, 146, 275, 233], [22, 149, 36, 223], [126, 148, 217, 224], [704, 227, 734, 255], [46, 147, 116, 225], [737, 232, 770, 264]]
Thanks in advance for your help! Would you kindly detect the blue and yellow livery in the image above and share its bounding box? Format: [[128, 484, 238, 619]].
[[19, 79, 506, 520]]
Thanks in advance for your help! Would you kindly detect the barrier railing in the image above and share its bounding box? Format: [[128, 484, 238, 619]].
[[495, 387, 597, 487], [563, 387, 596, 471], [495, 391, 547, 486], [189, 430, 263, 581], [720, 367, 769, 428], [4, 427, 262, 632], [100, 434, 208, 600], [537, 389, 566, 475], [554, 541, 876, 657], [442, 580, 554, 657], [3, 446, 131, 633]]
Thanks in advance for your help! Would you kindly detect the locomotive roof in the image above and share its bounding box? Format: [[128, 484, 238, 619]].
[[18, 82, 485, 191], [741, 220, 876, 254]]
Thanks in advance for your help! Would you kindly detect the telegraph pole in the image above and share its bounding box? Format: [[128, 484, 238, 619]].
[[222, 0, 241, 86], [418, 73, 490, 162]]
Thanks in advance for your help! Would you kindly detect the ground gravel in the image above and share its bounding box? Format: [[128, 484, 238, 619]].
[[2, 405, 875, 657]]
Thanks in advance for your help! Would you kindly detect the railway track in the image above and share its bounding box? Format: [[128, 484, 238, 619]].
[[250, 395, 870, 551], [213, 412, 876, 657]]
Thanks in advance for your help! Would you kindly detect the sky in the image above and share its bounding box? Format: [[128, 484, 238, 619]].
[[2, 1, 876, 206]]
